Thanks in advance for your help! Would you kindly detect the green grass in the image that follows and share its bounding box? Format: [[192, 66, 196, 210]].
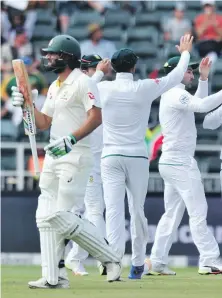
[[2, 266, 222, 298]]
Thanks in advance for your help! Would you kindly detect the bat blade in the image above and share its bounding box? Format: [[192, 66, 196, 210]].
[[12, 59, 36, 135], [12, 59, 40, 175]]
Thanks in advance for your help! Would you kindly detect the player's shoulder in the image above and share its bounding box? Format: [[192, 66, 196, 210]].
[[75, 71, 93, 88], [48, 79, 57, 90], [162, 86, 187, 100], [78, 71, 90, 83], [97, 80, 112, 90]]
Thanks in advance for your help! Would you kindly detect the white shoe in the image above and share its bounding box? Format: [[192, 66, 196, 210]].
[[106, 263, 122, 282], [97, 261, 107, 275], [144, 258, 176, 276], [199, 260, 222, 275], [65, 260, 89, 276], [28, 277, 70, 289]]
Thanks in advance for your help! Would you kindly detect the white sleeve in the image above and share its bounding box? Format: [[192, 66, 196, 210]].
[[91, 71, 104, 84], [194, 79, 208, 98], [141, 51, 190, 101], [171, 89, 222, 113], [203, 105, 222, 129], [81, 77, 101, 112]]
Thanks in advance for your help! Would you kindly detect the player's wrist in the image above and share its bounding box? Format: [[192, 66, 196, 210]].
[[69, 134, 77, 145], [199, 76, 208, 81]]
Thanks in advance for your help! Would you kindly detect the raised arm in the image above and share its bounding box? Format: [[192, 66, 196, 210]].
[[194, 57, 212, 98], [142, 34, 193, 100], [172, 89, 222, 113], [203, 105, 222, 129], [91, 59, 111, 83]]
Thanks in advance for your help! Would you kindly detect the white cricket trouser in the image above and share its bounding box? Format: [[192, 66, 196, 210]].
[[39, 149, 92, 212], [101, 155, 149, 266], [85, 171, 105, 236], [66, 152, 106, 263], [37, 148, 92, 283], [151, 156, 220, 267]]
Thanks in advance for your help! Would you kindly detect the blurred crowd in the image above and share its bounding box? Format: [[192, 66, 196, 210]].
[[1, 0, 222, 140]]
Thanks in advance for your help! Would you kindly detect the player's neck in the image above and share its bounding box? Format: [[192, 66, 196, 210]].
[[58, 68, 73, 82]]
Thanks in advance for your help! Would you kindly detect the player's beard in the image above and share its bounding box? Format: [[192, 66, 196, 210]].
[[182, 78, 193, 90], [41, 57, 66, 73], [186, 82, 193, 89]]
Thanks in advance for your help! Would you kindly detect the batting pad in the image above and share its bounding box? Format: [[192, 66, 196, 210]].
[[38, 227, 59, 285], [44, 211, 120, 264], [36, 195, 59, 285]]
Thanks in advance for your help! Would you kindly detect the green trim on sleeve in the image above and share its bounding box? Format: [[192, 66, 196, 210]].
[[102, 154, 148, 160]]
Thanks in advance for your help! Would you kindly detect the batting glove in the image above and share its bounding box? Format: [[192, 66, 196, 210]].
[[11, 86, 38, 108], [44, 134, 77, 158]]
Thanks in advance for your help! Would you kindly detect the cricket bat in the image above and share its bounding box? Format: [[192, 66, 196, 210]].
[[12, 59, 40, 176]]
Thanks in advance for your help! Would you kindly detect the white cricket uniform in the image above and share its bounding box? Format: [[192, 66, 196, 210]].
[[85, 70, 105, 235], [203, 105, 222, 192], [36, 68, 100, 284], [98, 51, 191, 266], [67, 70, 106, 263], [150, 81, 222, 268]]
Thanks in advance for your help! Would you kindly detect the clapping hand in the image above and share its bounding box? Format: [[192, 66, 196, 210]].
[[199, 57, 212, 80], [176, 34, 194, 54]]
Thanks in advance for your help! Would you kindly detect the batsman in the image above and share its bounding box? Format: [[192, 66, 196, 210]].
[[11, 35, 121, 289]]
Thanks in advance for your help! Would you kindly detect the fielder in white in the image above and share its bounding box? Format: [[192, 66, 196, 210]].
[[11, 35, 121, 289], [98, 34, 194, 279], [203, 105, 222, 193], [147, 56, 222, 276], [65, 55, 110, 276]]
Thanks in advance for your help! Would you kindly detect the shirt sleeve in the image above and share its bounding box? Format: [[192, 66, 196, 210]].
[[41, 85, 55, 117], [194, 79, 208, 99], [91, 70, 104, 84], [203, 105, 222, 129], [171, 89, 222, 113], [141, 51, 190, 101], [81, 76, 101, 112]]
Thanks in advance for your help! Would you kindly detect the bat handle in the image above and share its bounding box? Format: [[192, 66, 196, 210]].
[[29, 135, 40, 176]]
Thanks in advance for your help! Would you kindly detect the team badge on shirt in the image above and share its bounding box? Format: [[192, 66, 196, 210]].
[[60, 90, 69, 101], [87, 92, 95, 100], [89, 175, 94, 183], [179, 94, 189, 105]]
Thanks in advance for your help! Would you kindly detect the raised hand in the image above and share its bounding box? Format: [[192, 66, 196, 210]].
[[11, 86, 38, 108], [199, 57, 212, 80], [176, 34, 194, 54], [96, 59, 111, 75], [11, 86, 25, 107]]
